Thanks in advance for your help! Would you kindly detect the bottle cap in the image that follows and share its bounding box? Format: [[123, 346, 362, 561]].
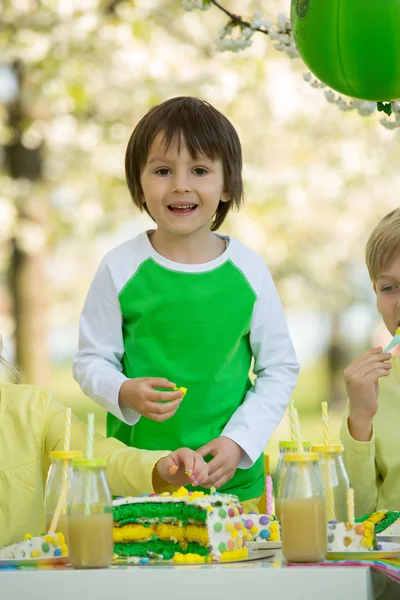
[[72, 458, 107, 468], [311, 444, 343, 454], [284, 452, 319, 462], [50, 451, 83, 460]]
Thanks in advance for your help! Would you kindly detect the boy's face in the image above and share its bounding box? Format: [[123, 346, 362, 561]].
[[140, 133, 229, 238], [374, 253, 400, 335]]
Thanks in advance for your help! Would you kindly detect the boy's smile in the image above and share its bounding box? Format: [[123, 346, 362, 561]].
[[375, 253, 400, 335], [140, 133, 229, 242]]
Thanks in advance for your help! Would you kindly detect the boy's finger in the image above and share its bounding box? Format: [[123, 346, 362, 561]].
[[207, 454, 224, 476], [197, 442, 215, 458], [147, 405, 181, 422], [151, 390, 184, 402], [168, 463, 179, 475], [147, 378, 176, 388], [174, 447, 195, 477], [151, 397, 183, 414]]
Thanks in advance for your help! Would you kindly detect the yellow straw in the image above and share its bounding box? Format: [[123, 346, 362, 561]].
[[48, 481, 69, 533], [84, 414, 95, 515], [289, 398, 297, 442], [62, 407, 72, 513], [291, 406, 304, 453], [347, 487, 355, 524], [322, 402, 335, 521]]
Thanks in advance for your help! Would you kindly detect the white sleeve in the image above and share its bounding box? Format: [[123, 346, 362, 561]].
[[72, 260, 140, 425], [221, 265, 299, 468]]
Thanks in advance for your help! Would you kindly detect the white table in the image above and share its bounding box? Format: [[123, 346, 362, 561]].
[[0, 558, 391, 600]]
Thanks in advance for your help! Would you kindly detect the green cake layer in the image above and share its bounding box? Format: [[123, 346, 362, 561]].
[[113, 502, 207, 526], [114, 540, 209, 560]]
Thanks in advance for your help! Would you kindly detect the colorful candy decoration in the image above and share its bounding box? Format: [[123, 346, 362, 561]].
[[291, 0, 400, 101]]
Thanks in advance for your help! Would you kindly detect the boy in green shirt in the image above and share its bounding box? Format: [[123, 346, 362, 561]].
[[73, 96, 299, 506], [341, 207, 400, 516]]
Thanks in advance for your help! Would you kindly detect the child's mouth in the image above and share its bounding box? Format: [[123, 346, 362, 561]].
[[167, 204, 198, 215]]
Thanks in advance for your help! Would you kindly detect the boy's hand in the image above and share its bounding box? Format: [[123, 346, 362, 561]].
[[119, 378, 184, 421], [155, 448, 209, 488], [344, 347, 392, 441], [197, 436, 244, 490]]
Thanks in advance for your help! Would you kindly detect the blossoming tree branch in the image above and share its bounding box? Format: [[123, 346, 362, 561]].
[[182, 0, 400, 130]]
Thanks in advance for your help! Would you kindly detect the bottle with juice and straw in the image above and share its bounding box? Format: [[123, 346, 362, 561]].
[[45, 407, 82, 543], [68, 413, 114, 569], [312, 402, 350, 523], [278, 400, 327, 563]]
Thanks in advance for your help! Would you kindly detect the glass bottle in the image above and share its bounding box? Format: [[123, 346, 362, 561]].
[[279, 452, 327, 563], [68, 458, 114, 569], [274, 440, 311, 520], [311, 444, 350, 523], [45, 450, 83, 542]]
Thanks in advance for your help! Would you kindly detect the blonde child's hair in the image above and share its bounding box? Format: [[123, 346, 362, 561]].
[[0, 335, 21, 382], [366, 208, 400, 282]]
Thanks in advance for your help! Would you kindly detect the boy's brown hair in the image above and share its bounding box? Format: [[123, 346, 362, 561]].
[[366, 208, 400, 282], [125, 96, 243, 231]]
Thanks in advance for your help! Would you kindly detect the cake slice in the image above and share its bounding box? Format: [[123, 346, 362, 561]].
[[0, 532, 68, 560], [113, 487, 248, 562], [242, 513, 281, 543]]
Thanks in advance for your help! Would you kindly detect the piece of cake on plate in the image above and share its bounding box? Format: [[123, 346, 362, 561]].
[[0, 532, 68, 560], [242, 513, 281, 543], [113, 487, 248, 563], [327, 519, 377, 552], [356, 510, 400, 535]]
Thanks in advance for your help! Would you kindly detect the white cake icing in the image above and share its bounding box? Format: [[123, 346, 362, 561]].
[[0, 532, 67, 560], [242, 513, 281, 543], [327, 521, 376, 552]]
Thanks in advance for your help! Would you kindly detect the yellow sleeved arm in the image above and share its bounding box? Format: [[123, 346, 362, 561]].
[[340, 416, 379, 517], [44, 402, 170, 497]]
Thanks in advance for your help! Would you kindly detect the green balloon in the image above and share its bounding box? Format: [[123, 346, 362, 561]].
[[291, 0, 400, 101]]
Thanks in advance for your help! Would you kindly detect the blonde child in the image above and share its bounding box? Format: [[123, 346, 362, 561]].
[[341, 208, 400, 516], [0, 340, 208, 547], [73, 96, 299, 508]]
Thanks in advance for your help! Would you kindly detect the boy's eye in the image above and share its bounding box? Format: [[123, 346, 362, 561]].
[[382, 285, 397, 292], [193, 167, 208, 176], [155, 168, 171, 176]]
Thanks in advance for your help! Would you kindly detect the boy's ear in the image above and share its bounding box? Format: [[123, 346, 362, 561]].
[[220, 191, 230, 204], [373, 282, 377, 295]]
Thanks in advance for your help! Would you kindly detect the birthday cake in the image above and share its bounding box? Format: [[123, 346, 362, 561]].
[[112, 487, 248, 563], [0, 532, 68, 560], [242, 513, 281, 543], [327, 520, 377, 552]]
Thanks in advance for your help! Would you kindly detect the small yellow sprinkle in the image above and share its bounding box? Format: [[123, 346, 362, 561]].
[[185, 469, 193, 477], [24, 533, 32, 541], [31, 550, 41, 558]]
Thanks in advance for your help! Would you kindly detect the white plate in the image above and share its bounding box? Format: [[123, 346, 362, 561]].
[[327, 541, 400, 561], [0, 556, 68, 567], [114, 548, 276, 566], [245, 541, 282, 551]]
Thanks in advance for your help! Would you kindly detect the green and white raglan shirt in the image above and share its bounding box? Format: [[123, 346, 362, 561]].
[[73, 231, 299, 501]]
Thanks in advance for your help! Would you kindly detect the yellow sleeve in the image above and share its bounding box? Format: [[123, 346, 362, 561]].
[[45, 403, 170, 497], [340, 415, 379, 517]]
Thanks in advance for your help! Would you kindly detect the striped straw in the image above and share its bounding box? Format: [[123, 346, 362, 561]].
[[347, 487, 355, 524], [321, 402, 335, 521], [266, 475, 273, 516], [49, 481, 69, 533], [291, 407, 304, 453], [289, 398, 296, 442], [84, 414, 95, 515], [61, 407, 72, 514], [322, 402, 331, 446]]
